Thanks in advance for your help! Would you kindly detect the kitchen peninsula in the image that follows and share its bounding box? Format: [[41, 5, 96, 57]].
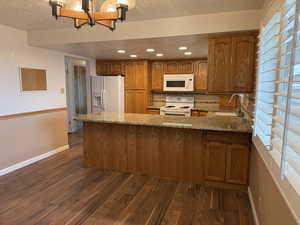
[[76, 112, 252, 190]]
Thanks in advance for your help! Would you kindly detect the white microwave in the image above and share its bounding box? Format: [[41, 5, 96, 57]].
[[163, 74, 194, 92]]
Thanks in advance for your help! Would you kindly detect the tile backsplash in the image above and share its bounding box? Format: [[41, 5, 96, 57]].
[[151, 93, 220, 109]]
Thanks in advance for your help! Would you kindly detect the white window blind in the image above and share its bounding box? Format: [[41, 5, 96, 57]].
[[255, 12, 281, 148], [255, 0, 300, 196], [282, 0, 300, 195]]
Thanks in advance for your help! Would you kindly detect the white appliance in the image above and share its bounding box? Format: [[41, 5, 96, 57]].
[[91, 75, 124, 113], [163, 74, 194, 92], [160, 96, 194, 117]]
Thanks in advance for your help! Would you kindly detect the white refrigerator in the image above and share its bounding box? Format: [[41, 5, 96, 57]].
[[91, 75, 125, 113]]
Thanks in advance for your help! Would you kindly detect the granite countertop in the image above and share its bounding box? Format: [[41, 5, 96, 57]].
[[75, 112, 252, 133]]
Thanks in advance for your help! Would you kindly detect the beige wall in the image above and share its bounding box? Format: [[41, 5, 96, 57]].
[[249, 144, 298, 225], [0, 110, 68, 171]]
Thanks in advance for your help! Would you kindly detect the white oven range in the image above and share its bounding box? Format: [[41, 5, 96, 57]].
[[160, 96, 194, 117]]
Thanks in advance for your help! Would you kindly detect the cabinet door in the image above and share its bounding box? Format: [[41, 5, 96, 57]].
[[151, 62, 165, 90], [165, 61, 179, 74], [179, 61, 194, 73], [194, 60, 208, 91], [124, 62, 136, 89], [204, 142, 227, 182], [125, 90, 147, 114], [208, 38, 232, 93], [226, 144, 250, 185], [231, 36, 255, 93], [111, 61, 123, 74], [135, 61, 148, 90], [96, 61, 111, 75]]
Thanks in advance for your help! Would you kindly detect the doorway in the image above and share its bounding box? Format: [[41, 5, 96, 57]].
[[65, 57, 90, 133]]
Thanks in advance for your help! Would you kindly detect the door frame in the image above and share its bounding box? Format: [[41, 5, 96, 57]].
[[65, 56, 91, 133]]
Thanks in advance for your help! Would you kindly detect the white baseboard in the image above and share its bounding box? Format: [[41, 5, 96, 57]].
[[0, 145, 70, 177], [248, 187, 260, 225]]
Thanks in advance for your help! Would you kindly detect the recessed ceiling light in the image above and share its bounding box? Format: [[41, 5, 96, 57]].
[[130, 54, 137, 58], [184, 52, 192, 55], [117, 50, 126, 54], [179, 46, 188, 50], [156, 53, 164, 57], [146, 48, 155, 52]]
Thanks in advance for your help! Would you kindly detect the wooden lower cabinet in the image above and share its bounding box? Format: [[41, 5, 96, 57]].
[[205, 142, 227, 182], [226, 144, 250, 184], [204, 141, 250, 185], [125, 90, 148, 114]]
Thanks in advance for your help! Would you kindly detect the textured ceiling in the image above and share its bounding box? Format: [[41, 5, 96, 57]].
[[45, 34, 209, 60], [0, 0, 264, 31]]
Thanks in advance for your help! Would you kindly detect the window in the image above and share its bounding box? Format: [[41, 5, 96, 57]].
[[255, 0, 300, 195]]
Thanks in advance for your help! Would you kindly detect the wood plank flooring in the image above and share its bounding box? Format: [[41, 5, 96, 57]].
[[0, 145, 254, 225]]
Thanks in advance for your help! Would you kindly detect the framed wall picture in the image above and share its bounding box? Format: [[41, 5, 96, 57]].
[[20, 67, 47, 91]]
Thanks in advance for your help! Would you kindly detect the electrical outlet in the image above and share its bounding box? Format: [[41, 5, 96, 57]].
[[60, 88, 65, 94]]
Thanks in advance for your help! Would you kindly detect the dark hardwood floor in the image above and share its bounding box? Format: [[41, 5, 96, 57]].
[[0, 143, 254, 225]]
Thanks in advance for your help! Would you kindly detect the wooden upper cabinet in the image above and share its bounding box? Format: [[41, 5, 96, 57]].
[[165, 61, 194, 74], [96, 61, 124, 75], [135, 61, 148, 90], [208, 37, 232, 93], [151, 61, 165, 90], [111, 61, 124, 74], [179, 61, 194, 73], [194, 60, 208, 91], [165, 61, 179, 74], [231, 36, 255, 93], [124, 61, 136, 89], [207, 33, 257, 93], [124, 60, 148, 90], [96, 61, 111, 75], [226, 144, 250, 185]]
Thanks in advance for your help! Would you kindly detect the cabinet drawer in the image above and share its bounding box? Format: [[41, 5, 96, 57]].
[[206, 131, 250, 145]]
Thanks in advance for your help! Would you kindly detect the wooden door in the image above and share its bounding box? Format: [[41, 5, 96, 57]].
[[208, 38, 232, 93], [179, 61, 194, 73], [165, 61, 179, 74], [231, 36, 256, 93], [226, 144, 250, 185], [96, 61, 111, 75], [125, 90, 147, 113], [151, 61, 165, 90], [204, 142, 227, 182], [194, 60, 208, 91]]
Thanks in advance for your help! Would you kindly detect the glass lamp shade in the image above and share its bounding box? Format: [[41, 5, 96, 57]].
[[117, 0, 136, 9], [100, 0, 136, 10], [100, 0, 117, 12]]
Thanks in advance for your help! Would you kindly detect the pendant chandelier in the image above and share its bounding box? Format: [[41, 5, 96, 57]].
[[49, 0, 135, 30]]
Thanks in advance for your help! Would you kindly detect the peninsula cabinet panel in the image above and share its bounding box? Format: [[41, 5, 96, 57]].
[[151, 61, 165, 90], [231, 36, 255, 93], [204, 142, 227, 182], [194, 60, 208, 91], [125, 90, 147, 114], [226, 144, 250, 185], [208, 37, 232, 93]]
